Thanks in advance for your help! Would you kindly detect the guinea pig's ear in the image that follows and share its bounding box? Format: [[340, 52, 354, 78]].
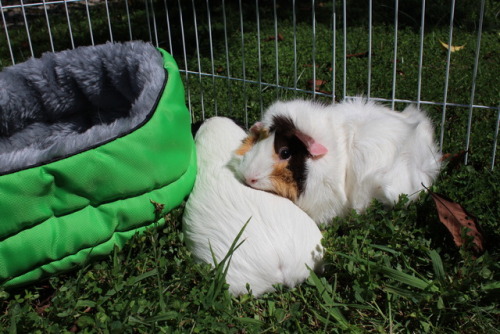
[[295, 130, 328, 157], [249, 121, 264, 134]]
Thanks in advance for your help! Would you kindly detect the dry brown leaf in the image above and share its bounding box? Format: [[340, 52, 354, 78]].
[[346, 51, 370, 59], [35, 303, 50, 315], [429, 189, 484, 253], [440, 150, 468, 172], [264, 33, 284, 42], [439, 40, 465, 52], [307, 79, 327, 91], [34, 286, 55, 315]]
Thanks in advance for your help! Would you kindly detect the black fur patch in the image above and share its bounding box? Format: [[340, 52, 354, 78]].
[[271, 115, 310, 195]]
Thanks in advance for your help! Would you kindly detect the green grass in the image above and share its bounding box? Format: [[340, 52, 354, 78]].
[[1, 1, 499, 332]]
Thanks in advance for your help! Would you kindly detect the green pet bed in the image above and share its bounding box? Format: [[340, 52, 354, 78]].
[[0, 41, 196, 288]]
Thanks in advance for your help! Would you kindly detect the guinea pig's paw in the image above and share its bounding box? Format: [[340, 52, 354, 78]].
[[311, 244, 325, 273]]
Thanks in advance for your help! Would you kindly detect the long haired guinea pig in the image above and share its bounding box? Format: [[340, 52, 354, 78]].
[[182, 117, 323, 297], [232, 98, 442, 225]]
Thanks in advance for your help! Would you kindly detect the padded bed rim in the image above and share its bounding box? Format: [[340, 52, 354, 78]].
[[0, 72, 168, 177]]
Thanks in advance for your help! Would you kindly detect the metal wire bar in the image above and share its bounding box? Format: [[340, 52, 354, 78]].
[[312, 0, 316, 99], [416, 0, 426, 108], [205, 0, 217, 115], [63, 0, 75, 49], [367, 0, 372, 98], [292, 0, 297, 96], [464, 0, 485, 165], [20, 0, 34, 57], [124, 0, 132, 41], [104, 0, 113, 42], [256, 0, 263, 115], [144, 0, 152, 43], [163, 0, 173, 55], [148, 0, 159, 47], [238, 0, 248, 127], [440, 0, 456, 151], [492, 108, 500, 170], [42, 0, 54, 52], [222, 0, 232, 114], [0, 0, 15, 64], [85, 0, 95, 45], [192, 0, 205, 119], [342, 0, 346, 99], [177, 0, 192, 117], [390, 0, 399, 110], [273, 0, 279, 99], [331, 0, 336, 101]]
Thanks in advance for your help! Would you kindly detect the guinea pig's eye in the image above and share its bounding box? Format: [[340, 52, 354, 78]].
[[278, 147, 292, 160]]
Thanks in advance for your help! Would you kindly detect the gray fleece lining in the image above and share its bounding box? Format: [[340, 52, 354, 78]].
[[0, 41, 166, 174]]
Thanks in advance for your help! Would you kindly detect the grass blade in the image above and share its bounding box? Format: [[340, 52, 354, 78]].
[[336, 253, 439, 292], [205, 219, 251, 305], [307, 268, 350, 329], [429, 250, 445, 281]]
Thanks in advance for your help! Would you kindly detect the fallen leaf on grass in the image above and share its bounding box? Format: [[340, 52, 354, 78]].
[[440, 150, 468, 172], [35, 303, 50, 315], [439, 40, 465, 52], [346, 51, 370, 59], [427, 189, 484, 253], [307, 79, 327, 90], [35, 286, 55, 315], [264, 33, 284, 42]]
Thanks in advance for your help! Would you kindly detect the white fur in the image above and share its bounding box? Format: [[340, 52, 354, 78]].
[[233, 98, 442, 225], [239, 132, 277, 191], [182, 117, 324, 297]]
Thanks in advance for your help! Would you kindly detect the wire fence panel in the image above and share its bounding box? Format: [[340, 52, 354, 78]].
[[0, 0, 498, 168]]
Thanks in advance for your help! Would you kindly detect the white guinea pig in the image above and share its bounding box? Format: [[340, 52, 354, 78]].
[[182, 117, 324, 297], [232, 98, 442, 225]]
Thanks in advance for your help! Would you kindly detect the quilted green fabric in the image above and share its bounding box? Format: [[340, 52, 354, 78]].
[[0, 48, 196, 288]]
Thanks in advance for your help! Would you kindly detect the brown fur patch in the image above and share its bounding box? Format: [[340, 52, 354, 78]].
[[270, 159, 299, 202], [234, 128, 270, 156]]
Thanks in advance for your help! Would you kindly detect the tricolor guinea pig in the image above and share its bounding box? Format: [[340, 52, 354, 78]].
[[232, 98, 442, 225], [182, 117, 324, 297]]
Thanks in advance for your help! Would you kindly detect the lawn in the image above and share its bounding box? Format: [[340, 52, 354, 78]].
[[0, 0, 499, 332]]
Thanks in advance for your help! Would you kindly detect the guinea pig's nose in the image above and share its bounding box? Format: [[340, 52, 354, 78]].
[[246, 177, 258, 185]]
